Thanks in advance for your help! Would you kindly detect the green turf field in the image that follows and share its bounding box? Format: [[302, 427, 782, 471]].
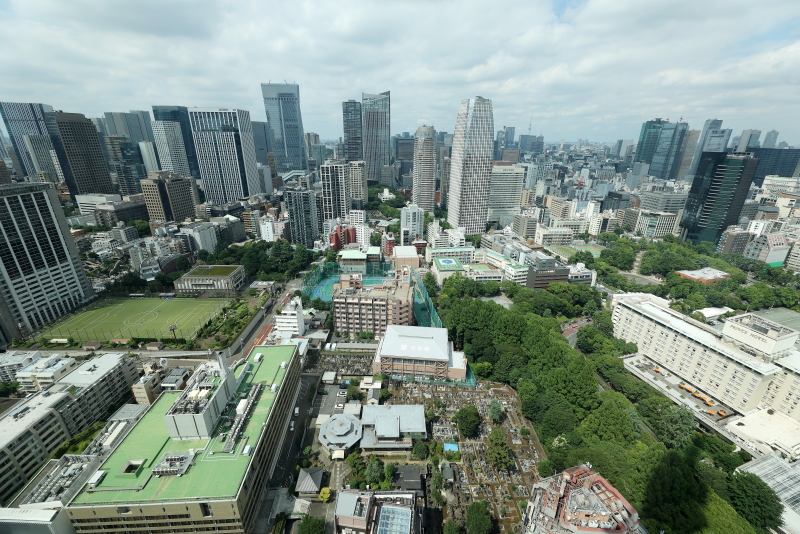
[[41, 298, 230, 342]]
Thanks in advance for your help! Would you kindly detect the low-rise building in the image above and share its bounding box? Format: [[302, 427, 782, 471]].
[[0, 350, 43, 382], [132, 371, 164, 405], [525, 251, 569, 290], [534, 226, 574, 246], [173, 264, 245, 295], [430, 257, 464, 286], [717, 226, 754, 255], [675, 267, 730, 285], [743, 232, 791, 266], [16, 356, 79, 394], [335, 491, 419, 534], [425, 246, 475, 264], [93, 200, 149, 227], [372, 325, 467, 382], [360, 405, 427, 451], [568, 263, 596, 286]]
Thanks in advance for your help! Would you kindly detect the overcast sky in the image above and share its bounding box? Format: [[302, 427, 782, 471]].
[[2, 0, 800, 145]]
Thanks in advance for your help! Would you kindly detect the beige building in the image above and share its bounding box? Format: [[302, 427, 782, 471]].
[[332, 270, 414, 336], [132, 371, 164, 405], [141, 171, 198, 223], [372, 325, 467, 382], [173, 265, 245, 295], [16, 356, 78, 394]]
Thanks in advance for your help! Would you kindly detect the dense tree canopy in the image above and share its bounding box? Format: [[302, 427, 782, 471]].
[[455, 405, 480, 439], [466, 501, 492, 534]]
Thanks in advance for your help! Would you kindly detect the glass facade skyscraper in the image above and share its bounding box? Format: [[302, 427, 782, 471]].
[[681, 152, 759, 244], [152, 106, 201, 180], [687, 119, 724, 178], [635, 118, 668, 165], [649, 121, 688, 180], [251, 120, 271, 167], [342, 100, 363, 163], [412, 125, 437, 212], [0, 102, 56, 178], [361, 91, 390, 183], [261, 83, 308, 173], [447, 97, 494, 234]]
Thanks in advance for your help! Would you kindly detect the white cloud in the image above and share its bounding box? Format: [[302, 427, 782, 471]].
[[2, 0, 800, 143]]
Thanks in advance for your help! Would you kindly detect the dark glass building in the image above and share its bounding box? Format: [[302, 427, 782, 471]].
[[635, 118, 668, 165], [251, 120, 271, 167], [681, 152, 758, 244], [261, 83, 308, 173], [748, 147, 800, 186], [152, 106, 201, 180], [342, 100, 363, 162]]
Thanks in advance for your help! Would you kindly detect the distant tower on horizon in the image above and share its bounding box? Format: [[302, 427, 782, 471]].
[[412, 125, 437, 212], [361, 91, 390, 183], [762, 130, 779, 149], [447, 96, 494, 234], [261, 83, 308, 173]]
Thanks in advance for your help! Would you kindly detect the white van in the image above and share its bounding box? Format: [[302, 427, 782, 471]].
[[294, 407, 299, 417], [289, 421, 295, 431]]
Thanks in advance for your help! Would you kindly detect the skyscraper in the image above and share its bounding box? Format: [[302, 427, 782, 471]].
[[22, 133, 60, 183], [763, 130, 779, 149], [309, 144, 327, 169], [188, 108, 260, 204], [650, 121, 688, 180], [141, 171, 198, 223], [105, 135, 146, 196], [0, 102, 55, 178], [686, 119, 723, 179], [342, 100, 363, 163], [138, 142, 159, 173], [0, 183, 93, 344], [152, 106, 201, 179], [487, 163, 525, 225], [320, 163, 351, 221], [152, 120, 191, 176], [251, 121, 271, 167], [412, 125, 437, 212], [284, 187, 319, 248], [440, 156, 451, 209], [361, 91, 390, 183], [348, 160, 367, 207], [447, 97, 494, 234], [737, 129, 762, 152], [261, 83, 308, 173], [635, 118, 668, 165], [675, 130, 700, 182], [681, 152, 759, 244], [55, 112, 116, 196], [104, 111, 154, 144]]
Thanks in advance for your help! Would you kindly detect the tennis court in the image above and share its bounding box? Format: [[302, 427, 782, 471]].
[[574, 244, 605, 257], [40, 298, 230, 341], [310, 276, 392, 301]]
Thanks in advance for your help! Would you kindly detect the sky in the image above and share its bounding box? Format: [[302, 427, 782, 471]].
[[2, 0, 800, 145]]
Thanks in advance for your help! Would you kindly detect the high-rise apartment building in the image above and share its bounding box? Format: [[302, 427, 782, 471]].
[[141, 171, 198, 223], [261, 83, 308, 173], [362, 91, 391, 183], [486, 163, 525, 225], [681, 152, 759, 244], [737, 129, 762, 152], [348, 160, 367, 206], [152, 120, 191, 176], [152, 106, 201, 179], [284, 187, 319, 248], [55, 112, 116, 196], [0, 183, 93, 344], [188, 108, 260, 204], [342, 100, 363, 162], [412, 125, 437, 212], [320, 162, 351, 221], [400, 204, 425, 245], [447, 97, 494, 234], [762, 130, 779, 149], [635, 118, 668, 165], [331, 271, 414, 336], [104, 135, 146, 196]]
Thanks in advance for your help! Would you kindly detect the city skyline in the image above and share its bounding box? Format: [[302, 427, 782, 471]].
[[1, 1, 799, 143]]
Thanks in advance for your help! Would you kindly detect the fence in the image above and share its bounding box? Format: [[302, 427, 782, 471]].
[[412, 268, 442, 328]]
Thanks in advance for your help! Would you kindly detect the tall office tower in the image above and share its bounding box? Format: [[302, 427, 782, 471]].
[[152, 120, 191, 176], [348, 160, 367, 207], [0, 102, 57, 178], [447, 97, 494, 234], [310, 144, 327, 168], [251, 120, 271, 166], [440, 156, 451, 208], [486, 163, 525, 225], [304, 132, 320, 154], [320, 163, 351, 221], [22, 133, 60, 183], [152, 106, 200, 179], [635, 118, 668, 165], [342, 99, 363, 162], [141, 171, 198, 223], [686, 119, 727, 176], [763, 130, 779, 149], [361, 91, 390, 182], [105, 135, 146, 196], [284, 187, 319, 247], [104, 111, 153, 144], [737, 129, 762, 152], [681, 152, 759, 244], [400, 204, 425, 245], [648, 121, 688, 180], [674, 129, 699, 182], [504, 126, 515, 147], [138, 141, 159, 172], [412, 125, 437, 212], [0, 183, 93, 343], [261, 83, 308, 173], [55, 112, 115, 196], [188, 108, 260, 204]]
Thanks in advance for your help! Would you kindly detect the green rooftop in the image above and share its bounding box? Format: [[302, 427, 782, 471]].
[[69, 344, 296, 506], [185, 265, 242, 277], [434, 257, 463, 271]]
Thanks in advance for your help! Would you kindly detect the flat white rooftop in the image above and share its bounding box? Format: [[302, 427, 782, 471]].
[[378, 325, 450, 362], [0, 391, 70, 450], [57, 353, 125, 387], [726, 408, 800, 459]]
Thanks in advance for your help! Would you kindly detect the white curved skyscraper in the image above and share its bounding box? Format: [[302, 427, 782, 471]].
[[447, 97, 494, 234], [412, 125, 437, 212]]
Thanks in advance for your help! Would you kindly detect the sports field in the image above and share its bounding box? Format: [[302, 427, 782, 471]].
[[574, 244, 604, 257], [40, 298, 230, 342]]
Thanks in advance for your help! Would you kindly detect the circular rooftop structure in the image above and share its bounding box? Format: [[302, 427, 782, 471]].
[[319, 413, 362, 452]]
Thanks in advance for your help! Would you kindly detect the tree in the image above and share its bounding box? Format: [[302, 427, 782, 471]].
[[319, 487, 331, 502], [364, 455, 384, 484], [130, 220, 151, 237], [466, 501, 492, 534], [423, 271, 439, 297], [412, 441, 429, 460], [444, 520, 462, 534], [384, 462, 396, 482], [489, 400, 503, 423], [175, 256, 191, 272], [298, 515, 325, 534], [486, 429, 513, 471], [472, 362, 493, 379], [346, 451, 364, 473], [370, 233, 382, 246], [455, 405, 481, 439], [727, 471, 784, 530], [347, 384, 362, 401]]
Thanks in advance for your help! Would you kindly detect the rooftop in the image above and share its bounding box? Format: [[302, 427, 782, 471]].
[[361, 405, 426, 434], [378, 326, 451, 362], [0, 350, 40, 367], [392, 246, 419, 258], [57, 353, 127, 387], [726, 408, 800, 459], [68, 344, 296, 506], [0, 391, 71, 450], [184, 265, 241, 277], [676, 267, 730, 280], [339, 250, 367, 260], [319, 413, 363, 451], [434, 257, 463, 271]]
